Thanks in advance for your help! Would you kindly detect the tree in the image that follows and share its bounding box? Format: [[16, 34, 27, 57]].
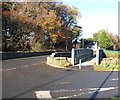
[[2, 2, 81, 51], [97, 30, 113, 49], [71, 25, 82, 48], [93, 30, 105, 41], [93, 29, 120, 50], [107, 33, 120, 50], [55, 4, 80, 46], [93, 33, 99, 41]]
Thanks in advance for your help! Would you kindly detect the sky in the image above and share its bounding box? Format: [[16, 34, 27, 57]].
[[63, 0, 119, 38]]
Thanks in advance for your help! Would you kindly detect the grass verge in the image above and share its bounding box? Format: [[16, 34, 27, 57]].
[[47, 57, 71, 68], [94, 58, 119, 71], [110, 97, 120, 100], [94, 50, 120, 71]]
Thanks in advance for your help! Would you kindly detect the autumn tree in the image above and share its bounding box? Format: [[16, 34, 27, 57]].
[[107, 33, 120, 50], [2, 1, 81, 51]]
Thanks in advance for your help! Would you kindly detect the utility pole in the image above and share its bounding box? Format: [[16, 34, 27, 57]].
[[82, 38, 84, 48]]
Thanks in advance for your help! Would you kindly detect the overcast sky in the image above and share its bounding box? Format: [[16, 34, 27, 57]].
[[63, 0, 119, 38]]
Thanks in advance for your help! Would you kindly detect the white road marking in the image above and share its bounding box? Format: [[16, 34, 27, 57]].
[[32, 63, 39, 66], [6, 68, 16, 71], [53, 88, 97, 93], [56, 87, 118, 99], [41, 61, 45, 64], [53, 87, 118, 93], [35, 90, 52, 99], [21, 65, 29, 68], [98, 87, 118, 92], [58, 90, 96, 99], [110, 78, 119, 81], [60, 82, 69, 85], [35, 87, 118, 99]]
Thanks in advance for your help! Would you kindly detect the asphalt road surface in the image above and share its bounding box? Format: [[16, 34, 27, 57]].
[[2, 56, 119, 99]]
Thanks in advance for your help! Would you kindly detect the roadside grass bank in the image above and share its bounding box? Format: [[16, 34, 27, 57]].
[[94, 50, 120, 71], [103, 49, 120, 58], [110, 97, 120, 100]]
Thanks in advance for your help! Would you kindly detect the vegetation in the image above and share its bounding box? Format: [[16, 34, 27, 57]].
[[94, 50, 120, 71], [2, 2, 119, 52], [2, 1, 81, 52], [103, 49, 120, 58], [84, 38, 94, 47], [110, 97, 120, 100], [93, 30, 120, 50], [94, 58, 119, 71], [98, 30, 113, 49], [47, 57, 71, 68]]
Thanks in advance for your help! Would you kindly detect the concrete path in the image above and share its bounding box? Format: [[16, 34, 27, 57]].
[[81, 56, 96, 66], [68, 56, 96, 71]]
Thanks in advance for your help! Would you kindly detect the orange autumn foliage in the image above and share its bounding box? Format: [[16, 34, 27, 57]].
[[51, 32, 66, 44]]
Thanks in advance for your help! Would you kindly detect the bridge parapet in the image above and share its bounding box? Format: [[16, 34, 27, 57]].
[[71, 48, 93, 66]]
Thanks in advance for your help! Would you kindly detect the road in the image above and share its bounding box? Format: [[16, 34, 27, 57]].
[[2, 56, 119, 99]]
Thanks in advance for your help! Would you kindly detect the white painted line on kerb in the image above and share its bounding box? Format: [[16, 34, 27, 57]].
[[21, 65, 29, 68], [35, 91, 52, 99], [6, 68, 16, 71]]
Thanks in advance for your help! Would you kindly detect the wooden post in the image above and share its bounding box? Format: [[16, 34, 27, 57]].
[[104, 58, 106, 67], [60, 57, 62, 65]]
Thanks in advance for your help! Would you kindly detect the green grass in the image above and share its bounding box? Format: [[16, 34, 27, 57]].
[[94, 58, 119, 71], [94, 63, 119, 71], [103, 49, 120, 58], [110, 97, 120, 100], [94, 50, 120, 71]]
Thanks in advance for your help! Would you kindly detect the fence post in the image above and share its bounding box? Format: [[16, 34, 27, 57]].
[[79, 59, 82, 69], [104, 58, 106, 67]]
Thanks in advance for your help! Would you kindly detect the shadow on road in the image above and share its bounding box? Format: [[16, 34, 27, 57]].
[[89, 66, 117, 100]]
